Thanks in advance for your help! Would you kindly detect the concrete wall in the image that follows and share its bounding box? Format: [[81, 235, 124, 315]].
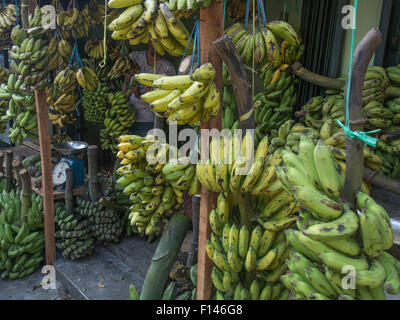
[[340, 0, 383, 76]]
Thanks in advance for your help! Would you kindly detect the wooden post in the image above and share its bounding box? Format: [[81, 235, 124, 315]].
[[5, 150, 13, 192], [35, 88, 56, 265], [19, 169, 32, 224], [12, 160, 23, 189], [88, 145, 102, 202], [340, 28, 382, 209], [197, 0, 223, 300], [65, 168, 74, 216], [0, 152, 4, 175]]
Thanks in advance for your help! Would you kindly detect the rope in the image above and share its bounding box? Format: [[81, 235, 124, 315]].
[[180, 20, 197, 65], [336, 0, 379, 148], [244, 0, 250, 30], [2, 0, 5, 8], [99, 0, 107, 68], [257, 0, 267, 26], [283, 0, 287, 20], [69, 43, 77, 66]]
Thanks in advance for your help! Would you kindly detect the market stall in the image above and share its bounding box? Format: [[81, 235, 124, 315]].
[[0, 0, 399, 301]]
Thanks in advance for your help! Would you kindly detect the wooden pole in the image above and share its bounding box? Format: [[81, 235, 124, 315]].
[[35, 88, 56, 264], [197, 0, 223, 300], [340, 28, 382, 209], [88, 145, 102, 202], [5, 150, 13, 192], [65, 168, 74, 216], [19, 169, 32, 224]]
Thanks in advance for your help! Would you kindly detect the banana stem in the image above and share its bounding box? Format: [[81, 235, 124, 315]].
[[385, 85, 400, 98], [290, 62, 345, 90], [340, 28, 383, 208], [21, 0, 29, 29], [65, 168, 74, 216], [364, 167, 400, 196]]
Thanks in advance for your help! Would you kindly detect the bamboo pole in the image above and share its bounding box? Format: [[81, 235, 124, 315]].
[[5, 150, 13, 192], [88, 145, 102, 202], [197, 0, 223, 300], [65, 168, 74, 216], [340, 28, 383, 209], [19, 169, 31, 224]]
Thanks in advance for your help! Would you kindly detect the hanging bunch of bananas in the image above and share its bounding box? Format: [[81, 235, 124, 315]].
[[116, 135, 185, 240], [82, 77, 113, 124], [0, 4, 17, 42], [51, 133, 73, 144], [222, 64, 240, 131], [0, 100, 8, 132], [57, 39, 73, 64], [54, 202, 95, 261], [135, 63, 221, 125], [0, 187, 45, 280], [107, 55, 140, 80], [57, 7, 90, 39], [47, 67, 78, 128], [76, 65, 99, 91], [226, 0, 249, 23], [47, 38, 61, 70], [76, 198, 123, 243], [274, 138, 400, 300], [224, 21, 304, 70], [108, 2, 193, 57], [83, 0, 107, 26], [100, 91, 136, 153], [254, 68, 297, 142], [0, 74, 38, 145], [160, 263, 197, 300], [85, 39, 105, 60]]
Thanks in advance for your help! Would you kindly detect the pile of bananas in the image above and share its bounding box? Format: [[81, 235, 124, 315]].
[[100, 91, 136, 153], [116, 135, 183, 241], [107, 56, 140, 80], [254, 68, 297, 141], [224, 21, 303, 69], [159, 0, 216, 18], [273, 138, 400, 300], [57, 7, 90, 39], [386, 64, 400, 88], [0, 74, 38, 145], [82, 78, 113, 124], [51, 133, 73, 144], [76, 198, 123, 243], [161, 263, 197, 300], [76, 65, 99, 91], [0, 4, 17, 42], [85, 39, 106, 60], [135, 63, 221, 125], [0, 188, 45, 280], [54, 203, 94, 260], [0, 65, 9, 82], [108, 2, 193, 57]]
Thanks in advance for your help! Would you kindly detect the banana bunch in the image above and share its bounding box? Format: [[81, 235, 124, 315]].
[[54, 203, 94, 260], [57, 39, 73, 64], [0, 74, 38, 145], [109, 2, 193, 57], [327, 66, 390, 105], [254, 69, 297, 141], [76, 65, 99, 91], [162, 157, 199, 196], [76, 198, 123, 243], [274, 135, 400, 299], [0, 187, 45, 280], [82, 78, 113, 124], [222, 65, 240, 131], [57, 7, 90, 39], [161, 262, 197, 300], [0, 100, 8, 132], [224, 21, 303, 70], [85, 39, 106, 60], [0, 4, 17, 41], [159, 0, 216, 18], [386, 64, 400, 88], [47, 79, 77, 128], [107, 56, 140, 80], [116, 135, 183, 240], [135, 63, 221, 125], [47, 38, 61, 70], [100, 91, 136, 153], [226, 0, 249, 23]]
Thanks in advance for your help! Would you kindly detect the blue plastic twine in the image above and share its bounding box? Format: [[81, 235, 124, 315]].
[[336, 0, 379, 148], [244, 0, 250, 30], [15, 0, 19, 25]]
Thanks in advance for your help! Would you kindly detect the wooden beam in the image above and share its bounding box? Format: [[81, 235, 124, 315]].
[[340, 28, 382, 209], [35, 88, 56, 265], [197, 0, 223, 301]]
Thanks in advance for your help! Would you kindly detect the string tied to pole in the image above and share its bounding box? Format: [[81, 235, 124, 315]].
[[336, 0, 379, 148]]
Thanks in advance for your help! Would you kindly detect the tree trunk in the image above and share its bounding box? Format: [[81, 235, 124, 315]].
[[65, 168, 74, 216], [187, 195, 200, 267], [340, 28, 382, 209], [5, 150, 13, 192], [87, 145, 102, 202], [213, 36, 254, 131], [19, 169, 31, 224], [140, 213, 191, 300]]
